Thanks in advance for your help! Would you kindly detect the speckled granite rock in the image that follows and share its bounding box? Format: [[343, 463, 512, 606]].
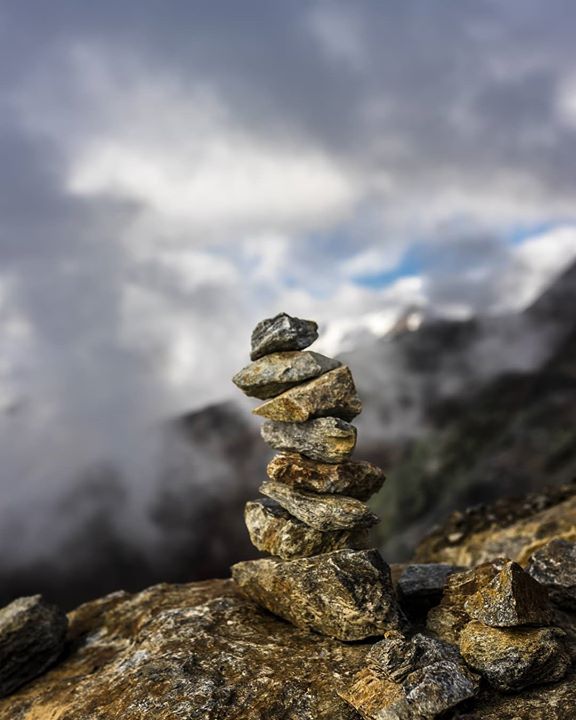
[[232, 549, 403, 641], [340, 632, 478, 719], [527, 539, 576, 611], [463, 559, 552, 627], [244, 498, 368, 559], [260, 481, 379, 532], [459, 621, 570, 691], [250, 313, 318, 360], [396, 564, 466, 621], [0, 580, 368, 720], [267, 452, 385, 500], [253, 365, 362, 422], [261, 417, 357, 463], [0, 595, 68, 698], [233, 351, 340, 399]]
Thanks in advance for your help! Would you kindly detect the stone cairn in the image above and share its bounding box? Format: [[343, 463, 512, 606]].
[[231, 312, 403, 642]]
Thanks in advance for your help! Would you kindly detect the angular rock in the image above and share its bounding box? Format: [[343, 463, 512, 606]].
[[233, 351, 341, 400], [232, 549, 403, 641], [341, 633, 478, 719], [253, 365, 362, 422], [261, 417, 357, 463], [260, 481, 379, 532], [250, 313, 318, 360], [267, 452, 386, 500], [396, 563, 466, 621], [426, 565, 484, 644], [527, 539, 576, 611], [463, 559, 552, 627], [459, 621, 571, 691], [0, 595, 68, 698], [244, 498, 368, 559]]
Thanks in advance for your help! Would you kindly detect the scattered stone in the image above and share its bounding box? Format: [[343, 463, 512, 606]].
[[261, 417, 357, 463], [459, 621, 571, 692], [232, 549, 403, 641], [260, 481, 378, 532], [267, 452, 386, 500], [396, 563, 466, 621], [250, 313, 318, 360], [253, 365, 362, 422], [0, 595, 68, 698], [341, 632, 479, 719], [527, 539, 576, 611], [244, 498, 368, 559], [232, 351, 341, 400], [426, 566, 484, 643], [463, 559, 552, 627]]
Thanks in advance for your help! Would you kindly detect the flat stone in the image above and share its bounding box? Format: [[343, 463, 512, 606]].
[[244, 498, 368, 559], [0, 595, 68, 698], [463, 559, 552, 627], [527, 539, 576, 611], [253, 366, 362, 422], [250, 313, 318, 360], [396, 564, 466, 621], [261, 417, 357, 463], [267, 452, 386, 500], [232, 549, 403, 641], [260, 481, 379, 532], [233, 351, 341, 400], [341, 632, 478, 719], [459, 621, 571, 692]]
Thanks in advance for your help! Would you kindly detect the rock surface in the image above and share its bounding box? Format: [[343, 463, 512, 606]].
[[260, 481, 379, 531], [253, 365, 362, 422], [232, 351, 340, 399], [459, 621, 570, 691], [244, 498, 367, 559], [232, 549, 403, 641], [267, 452, 385, 500], [261, 417, 357, 463], [0, 581, 367, 720], [0, 595, 68, 698], [250, 313, 318, 360], [396, 563, 465, 621], [527, 539, 576, 611]]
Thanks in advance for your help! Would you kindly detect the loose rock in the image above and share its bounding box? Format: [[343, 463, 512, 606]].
[[250, 313, 318, 360], [396, 563, 466, 621], [0, 595, 68, 698], [527, 539, 576, 611], [244, 498, 368, 559], [232, 351, 341, 400], [267, 452, 386, 500], [232, 549, 403, 641], [260, 481, 379, 532], [459, 621, 571, 691], [261, 417, 357, 463], [253, 365, 362, 422]]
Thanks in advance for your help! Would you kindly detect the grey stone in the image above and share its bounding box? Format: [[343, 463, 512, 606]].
[[260, 481, 379, 532], [261, 417, 357, 463], [396, 563, 465, 620], [0, 595, 68, 698], [250, 313, 318, 360], [244, 498, 368, 559], [527, 539, 576, 611], [232, 351, 341, 400], [232, 549, 403, 641]]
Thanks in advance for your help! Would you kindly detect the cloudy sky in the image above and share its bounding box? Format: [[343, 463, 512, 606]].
[[1, 1, 576, 523]]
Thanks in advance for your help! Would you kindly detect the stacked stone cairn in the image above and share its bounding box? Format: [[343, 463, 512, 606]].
[[231, 312, 403, 642]]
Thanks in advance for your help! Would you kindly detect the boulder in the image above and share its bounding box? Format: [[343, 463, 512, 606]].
[[261, 417, 357, 463], [250, 313, 318, 360]]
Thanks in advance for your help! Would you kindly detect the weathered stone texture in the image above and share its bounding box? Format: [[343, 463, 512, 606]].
[[527, 539, 576, 611], [267, 452, 385, 500], [233, 351, 340, 399], [260, 481, 379, 531], [244, 498, 367, 559], [250, 313, 318, 360], [261, 417, 357, 463], [232, 549, 403, 641]]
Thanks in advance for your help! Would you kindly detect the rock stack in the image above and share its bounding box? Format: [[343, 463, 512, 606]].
[[231, 312, 402, 641]]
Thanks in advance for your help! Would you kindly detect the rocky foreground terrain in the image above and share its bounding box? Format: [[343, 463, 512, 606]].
[[1, 480, 575, 720]]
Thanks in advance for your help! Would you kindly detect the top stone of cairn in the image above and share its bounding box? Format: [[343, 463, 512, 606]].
[[251, 313, 318, 360]]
